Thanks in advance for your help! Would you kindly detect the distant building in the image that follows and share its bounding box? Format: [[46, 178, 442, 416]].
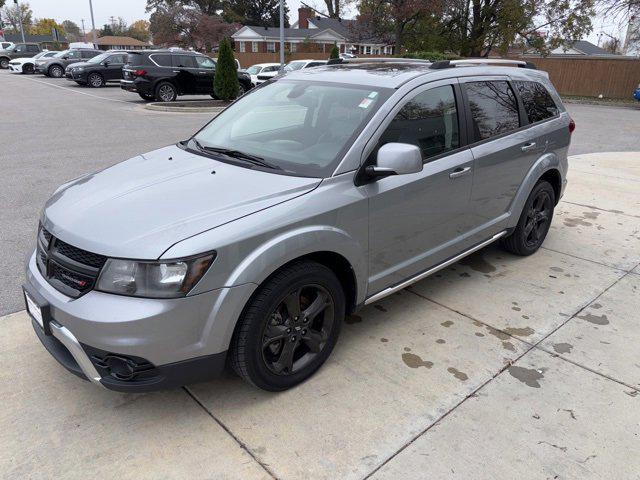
[[232, 8, 394, 56], [94, 36, 151, 51], [548, 40, 615, 56]]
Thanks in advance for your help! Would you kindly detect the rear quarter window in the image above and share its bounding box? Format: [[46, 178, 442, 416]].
[[514, 81, 559, 124], [465, 81, 520, 141]]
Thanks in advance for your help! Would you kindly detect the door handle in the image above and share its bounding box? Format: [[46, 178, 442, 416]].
[[449, 166, 471, 179], [521, 142, 537, 152]]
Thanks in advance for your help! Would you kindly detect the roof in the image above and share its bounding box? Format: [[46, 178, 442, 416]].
[[3, 33, 68, 43], [555, 40, 613, 56], [96, 36, 149, 47], [307, 17, 355, 38], [233, 21, 389, 45], [234, 26, 325, 39]]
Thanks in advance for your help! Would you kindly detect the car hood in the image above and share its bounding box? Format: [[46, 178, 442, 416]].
[[66, 61, 92, 68], [43, 144, 321, 259]]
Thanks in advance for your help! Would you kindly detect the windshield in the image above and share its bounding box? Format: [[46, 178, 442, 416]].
[[246, 65, 262, 74], [192, 80, 391, 177], [284, 61, 306, 72], [87, 52, 110, 64]]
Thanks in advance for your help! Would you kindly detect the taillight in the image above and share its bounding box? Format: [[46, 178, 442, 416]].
[[134, 69, 146, 77], [568, 118, 575, 134]]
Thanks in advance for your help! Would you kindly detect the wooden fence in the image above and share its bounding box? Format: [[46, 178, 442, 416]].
[[236, 53, 640, 99]]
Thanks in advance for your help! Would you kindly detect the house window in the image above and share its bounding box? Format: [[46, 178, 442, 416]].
[[252, 41, 258, 53], [267, 42, 276, 53], [239, 41, 246, 53], [365, 45, 371, 55], [290, 42, 297, 53]]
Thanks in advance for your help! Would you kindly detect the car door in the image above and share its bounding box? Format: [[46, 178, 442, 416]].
[[460, 77, 537, 241], [172, 54, 198, 94], [26, 44, 40, 57], [63, 49, 82, 67], [11, 44, 26, 59], [365, 80, 475, 295], [194, 55, 216, 93], [104, 53, 126, 81]]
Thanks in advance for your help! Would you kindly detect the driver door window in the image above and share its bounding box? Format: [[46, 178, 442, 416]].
[[380, 85, 459, 162], [195, 56, 215, 69]]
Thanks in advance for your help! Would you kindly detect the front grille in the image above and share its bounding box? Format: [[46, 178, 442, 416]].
[[37, 226, 105, 298]]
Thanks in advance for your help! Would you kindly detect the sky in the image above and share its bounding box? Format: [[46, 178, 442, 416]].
[[12, 0, 630, 47]]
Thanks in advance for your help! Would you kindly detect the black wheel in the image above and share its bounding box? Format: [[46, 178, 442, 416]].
[[155, 81, 177, 102], [87, 72, 104, 88], [230, 261, 345, 391], [0, 58, 8, 69], [138, 92, 154, 101], [501, 180, 555, 256], [23, 63, 34, 74], [48, 65, 64, 78]]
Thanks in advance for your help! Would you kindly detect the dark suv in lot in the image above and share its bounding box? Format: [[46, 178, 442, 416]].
[[65, 51, 130, 87], [36, 48, 101, 77], [0, 43, 41, 69], [120, 50, 252, 101]]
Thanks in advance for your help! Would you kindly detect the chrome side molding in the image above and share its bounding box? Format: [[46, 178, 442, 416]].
[[364, 231, 508, 305]]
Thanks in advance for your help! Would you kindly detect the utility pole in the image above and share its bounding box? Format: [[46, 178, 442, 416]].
[[81, 18, 86, 42], [88, 0, 97, 46], [14, 0, 26, 43], [279, 0, 284, 70]]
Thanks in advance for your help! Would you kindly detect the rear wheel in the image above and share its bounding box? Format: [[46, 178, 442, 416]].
[[230, 261, 345, 391], [22, 63, 34, 74], [0, 58, 9, 69], [48, 65, 64, 78], [87, 72, 105, 88], [155, 82, 177, 102], [501, 180, 555, 256]]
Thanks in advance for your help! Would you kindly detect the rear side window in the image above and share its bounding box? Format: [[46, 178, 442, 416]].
[[465, 81, 520, 141], [27, 45, 39, 52], [150, 54, 172, 67], [81, 50, 98, 59], [514, 81, 559, 124], [126, 53, 144, 65], [173, 55, 197, 68], [380, 85, 460, 161]]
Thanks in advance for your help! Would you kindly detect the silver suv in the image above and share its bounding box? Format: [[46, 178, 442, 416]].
[[24, 59, 572, 392]]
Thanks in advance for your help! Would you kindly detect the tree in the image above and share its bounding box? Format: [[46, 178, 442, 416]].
[[31, 18, 65, 36], [62, 20, 81, 41], [100, 23, 114, 36], [128, 19, 151, 41], [329, 43, 339, 58], [214, 37, 239, 100], [1, 2, 33, 33], [224, 0, 290, 28], [146, 0, 224, 16], [439, 0, 595, 57]]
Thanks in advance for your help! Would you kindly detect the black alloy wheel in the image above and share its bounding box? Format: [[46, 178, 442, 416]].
[[0, 58, 8, 69], [501, 180, 555, 256], [23, 63, 34, 74], [230, 260, 345, 391], [261, 285, 335, 375]]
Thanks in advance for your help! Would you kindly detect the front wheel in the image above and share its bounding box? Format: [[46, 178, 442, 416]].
[[0, 58, 9, 69], [501, 180, 555, 256], [48, 65, 64, 78], [88, 72, 105, 88], [230, 261, 345, 391]]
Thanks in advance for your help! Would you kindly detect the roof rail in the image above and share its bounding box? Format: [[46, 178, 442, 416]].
[[327, 57, 431, 65], [430, 59, 536, 70]]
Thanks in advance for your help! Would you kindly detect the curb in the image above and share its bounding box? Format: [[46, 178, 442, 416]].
[[561, 98, 639, 110], [144, 103, 227, 113]]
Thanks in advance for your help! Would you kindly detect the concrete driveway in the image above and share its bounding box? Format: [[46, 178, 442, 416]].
[[2, 151, 639, 479]]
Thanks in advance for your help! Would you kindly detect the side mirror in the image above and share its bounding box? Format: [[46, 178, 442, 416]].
[[62, 55, 69, 59], [103, 61, 109, 67], [366, 143, 423, 179]]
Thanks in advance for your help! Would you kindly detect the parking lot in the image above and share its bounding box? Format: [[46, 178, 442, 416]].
[[1, 69, 639, 479]]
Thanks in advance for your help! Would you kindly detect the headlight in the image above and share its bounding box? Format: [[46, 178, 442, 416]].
[[74, 67, 84, 71], [96, 252, 215, 298]]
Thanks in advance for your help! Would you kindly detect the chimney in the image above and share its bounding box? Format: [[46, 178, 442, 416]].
[[298, 7, 312, 29]]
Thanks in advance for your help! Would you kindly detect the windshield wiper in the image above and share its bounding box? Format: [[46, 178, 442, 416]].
[[192, 139, 282, 170]]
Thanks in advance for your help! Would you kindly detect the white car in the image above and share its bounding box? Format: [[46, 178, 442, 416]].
[[8, 50, 56, 74], [246, 62, 280, 85], [256, 59, 327, 84]]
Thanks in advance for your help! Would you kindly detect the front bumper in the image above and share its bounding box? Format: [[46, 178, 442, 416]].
[[25, 251, 256, 391], [8, 63, 22, 73], [66, 70, 88, 82]]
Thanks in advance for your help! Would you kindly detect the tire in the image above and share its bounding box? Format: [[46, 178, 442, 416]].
[[236, 83, 246, 97], [23, 63, 34, 74], [87, 72, 104, 88], [48, 64, 64, 78], [154, 81, 177, 102], [138, 92, 155, 101], [230, 260, 345, 391], [501, 180, 556, 256], [0, 58, 9, 69]]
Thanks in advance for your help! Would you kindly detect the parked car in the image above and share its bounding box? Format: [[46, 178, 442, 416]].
[[0, 42, 41, 69], [120, 50, 252, 102], [214, 57, 242, 70], [256, 59, 326, 83], [8, 50, 56, 74], [634, 83, 640, 102], [24, 58, 572, 392], [65, 50, 130, 87], [246, 62, 280, 86], [1, 41, 14, 50], [35, 48, 101, 77]]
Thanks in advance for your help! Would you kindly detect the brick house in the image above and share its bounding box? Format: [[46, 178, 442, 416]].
[[231, 8, 395, 56]]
